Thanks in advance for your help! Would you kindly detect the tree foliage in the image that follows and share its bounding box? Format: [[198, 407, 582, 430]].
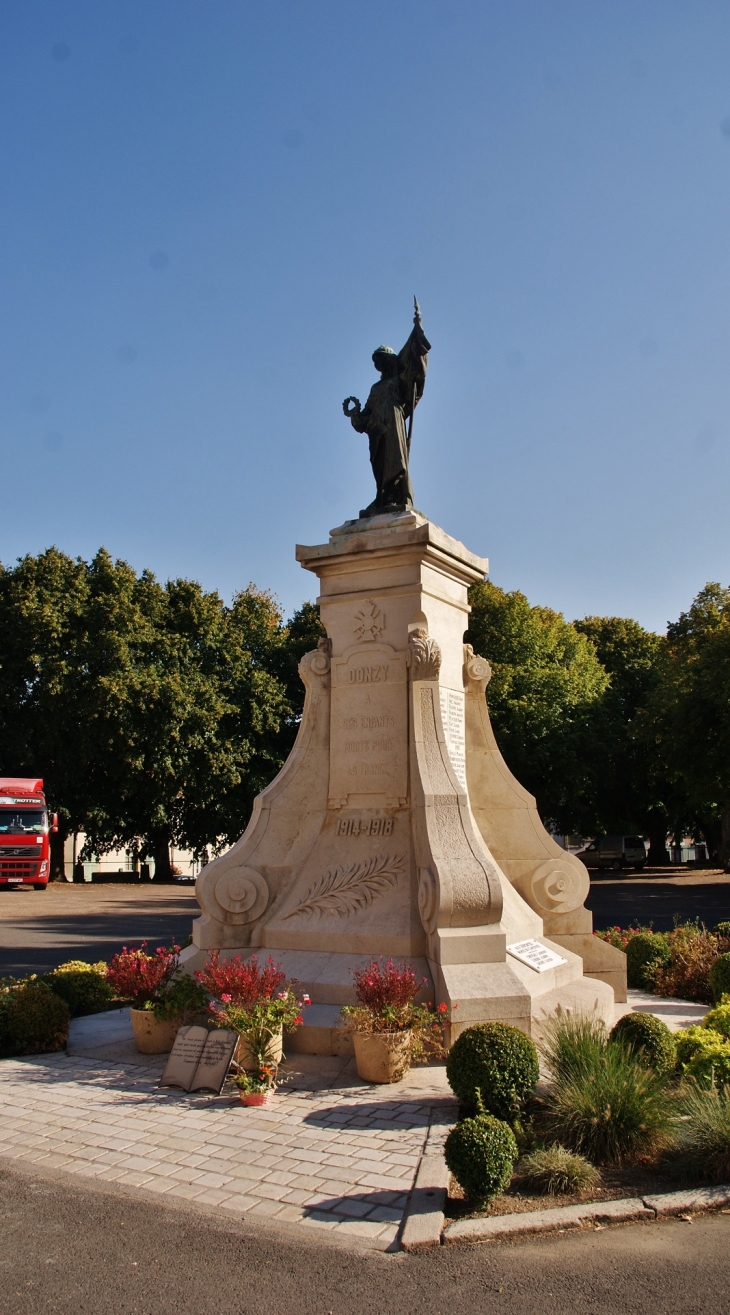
[[0, 549, 295, 874], [465, 580, 609, 831]]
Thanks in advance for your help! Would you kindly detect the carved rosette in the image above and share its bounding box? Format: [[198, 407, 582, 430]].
[[463, 643, 492, 693], [408, 628, 442, 681]]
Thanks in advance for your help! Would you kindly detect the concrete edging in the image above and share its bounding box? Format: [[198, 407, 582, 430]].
[[442, 1185, 730, 1246]]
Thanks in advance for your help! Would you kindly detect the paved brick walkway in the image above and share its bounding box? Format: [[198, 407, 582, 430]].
[[0, 1051, 455, 1250]]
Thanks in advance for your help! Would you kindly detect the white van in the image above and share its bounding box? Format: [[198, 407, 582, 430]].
[[575, 835, 647, 873]]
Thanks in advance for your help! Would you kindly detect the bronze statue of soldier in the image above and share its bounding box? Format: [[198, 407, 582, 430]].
[[343, 298, 431, 518]]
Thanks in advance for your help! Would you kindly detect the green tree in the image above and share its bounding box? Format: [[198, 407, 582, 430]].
[[574, 616, 668, 859], [0, 550, 292, 878], [465, 580, 609, 832], [647, 584, 730, 867]]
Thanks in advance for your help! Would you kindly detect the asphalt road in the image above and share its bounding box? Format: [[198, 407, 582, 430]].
[[2, 871, 730, 977], [586, 868, 730, 932], [0, 883, 198, 975], [0, 1160, 728, 1315]]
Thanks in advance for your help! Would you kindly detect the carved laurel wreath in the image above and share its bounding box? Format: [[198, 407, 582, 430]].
[[282, 854, 404, 921]]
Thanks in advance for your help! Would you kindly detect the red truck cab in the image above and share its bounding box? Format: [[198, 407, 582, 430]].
[[0, 778, 58, 890]]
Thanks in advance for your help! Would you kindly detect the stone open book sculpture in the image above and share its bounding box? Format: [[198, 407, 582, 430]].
[[159, 1025, 238, 1093]]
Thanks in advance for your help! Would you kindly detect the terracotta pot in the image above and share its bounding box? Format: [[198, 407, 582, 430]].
[[353, 1030, 413, 1084], [130, 1008, 179, 1054], [238, 1089, 274, 1107], [235, 1027, 284, 1070]]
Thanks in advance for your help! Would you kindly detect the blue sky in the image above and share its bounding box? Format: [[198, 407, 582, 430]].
[[2, 1, 730, 632]]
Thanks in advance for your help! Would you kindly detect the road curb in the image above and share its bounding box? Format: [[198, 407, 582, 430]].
[[442, 1184, 730, 1246]]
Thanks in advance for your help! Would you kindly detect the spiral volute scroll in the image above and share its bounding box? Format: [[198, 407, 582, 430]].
[[463, 644, 492, 692], [417, 867, 439, 933], [298, 636, 332, 682], [528, 859, 588, 914], [205, 866, 270, 925]]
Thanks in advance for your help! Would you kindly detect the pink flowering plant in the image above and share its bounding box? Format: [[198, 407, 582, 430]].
[[342, 958, 446, 1062], [198, 951, 309, 1068], [106, 942, 181, 1009]]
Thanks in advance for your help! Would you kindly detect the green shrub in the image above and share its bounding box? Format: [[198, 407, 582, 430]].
[[626, 933, 670, 989], [663, 1082, 730, 1184], [709, 953, 730, 1004], [650, 925, 718, 1003], [152, 972, 209, 1021], [47, 961, 114, 1017], [713, 922, 730, 940], [539, 1012, 673, 1163], [686, 1040, 730, 1089], [444, 1113, 518, 1206], [703, 1002, 730, 1038], [610, 1012, 676, 1074], [516, 1145, 600, 1196], [675, 1025, 722, 1069], [446, 1023, 539, 1119], [0, 982, 69, 1056]]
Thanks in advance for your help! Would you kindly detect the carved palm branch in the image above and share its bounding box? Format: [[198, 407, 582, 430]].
[[282, 854, 404, 921]]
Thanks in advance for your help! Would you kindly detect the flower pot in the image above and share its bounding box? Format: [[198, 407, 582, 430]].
[[353, 1030, 413, 1084], [238, 1089, 274, 1107], [130, 1008, 179, 1055], [235, 1027, 284, 1070]]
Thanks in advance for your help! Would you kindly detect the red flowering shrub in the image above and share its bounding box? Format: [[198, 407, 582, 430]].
[[353, 959, 424, 1010], [196, 951, 287, 1005], [106, 943, 180, 1007]]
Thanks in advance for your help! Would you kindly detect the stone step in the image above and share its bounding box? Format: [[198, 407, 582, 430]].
[[285, 1003, 354, 1057]]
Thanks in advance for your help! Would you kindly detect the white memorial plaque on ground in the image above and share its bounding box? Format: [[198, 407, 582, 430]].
[[439, 688, 466, 790], [507, 939, 567, 973]]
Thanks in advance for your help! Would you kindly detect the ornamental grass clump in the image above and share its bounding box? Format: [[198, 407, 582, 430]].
[[445, 1109, 518, 1207], [517, 1145, 600, 1196], [539, 1012, 673, 1164], [610, 1012, 676, 1075], [663, 1082, 730, 1184], [342, 959, 446, 1063], [446, 1022, 539, 1120]]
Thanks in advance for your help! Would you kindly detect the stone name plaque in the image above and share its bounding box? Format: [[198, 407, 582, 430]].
[[439, 687, 466, 790], [506, 939, 567, 973], [159, 1026, 238, 1093], [329, 646, 407, 806]]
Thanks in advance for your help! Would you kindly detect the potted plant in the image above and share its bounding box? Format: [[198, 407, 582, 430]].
[[234, 1065, 277, 1107], [106, 942, 184, 1053], [343, 959, 446, 1084], [197, 951, 309, 1069]]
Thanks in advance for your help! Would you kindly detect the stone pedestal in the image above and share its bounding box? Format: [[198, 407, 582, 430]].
[[182, 510, 624, 1051]]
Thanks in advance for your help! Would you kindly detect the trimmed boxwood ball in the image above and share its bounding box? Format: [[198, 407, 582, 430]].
[[446, 1022, 539, 1119], [626, 933, 670, 989], [709, 953, 730, 1004], [445, 1113, 518, 1205], [610, 1011, 676, 1074]]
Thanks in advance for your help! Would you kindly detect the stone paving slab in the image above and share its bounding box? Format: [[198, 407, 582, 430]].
[[0, 1051, 456, 1251]]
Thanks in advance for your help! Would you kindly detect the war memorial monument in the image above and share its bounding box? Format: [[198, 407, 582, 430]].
[[182, 303, 626, 1053]]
